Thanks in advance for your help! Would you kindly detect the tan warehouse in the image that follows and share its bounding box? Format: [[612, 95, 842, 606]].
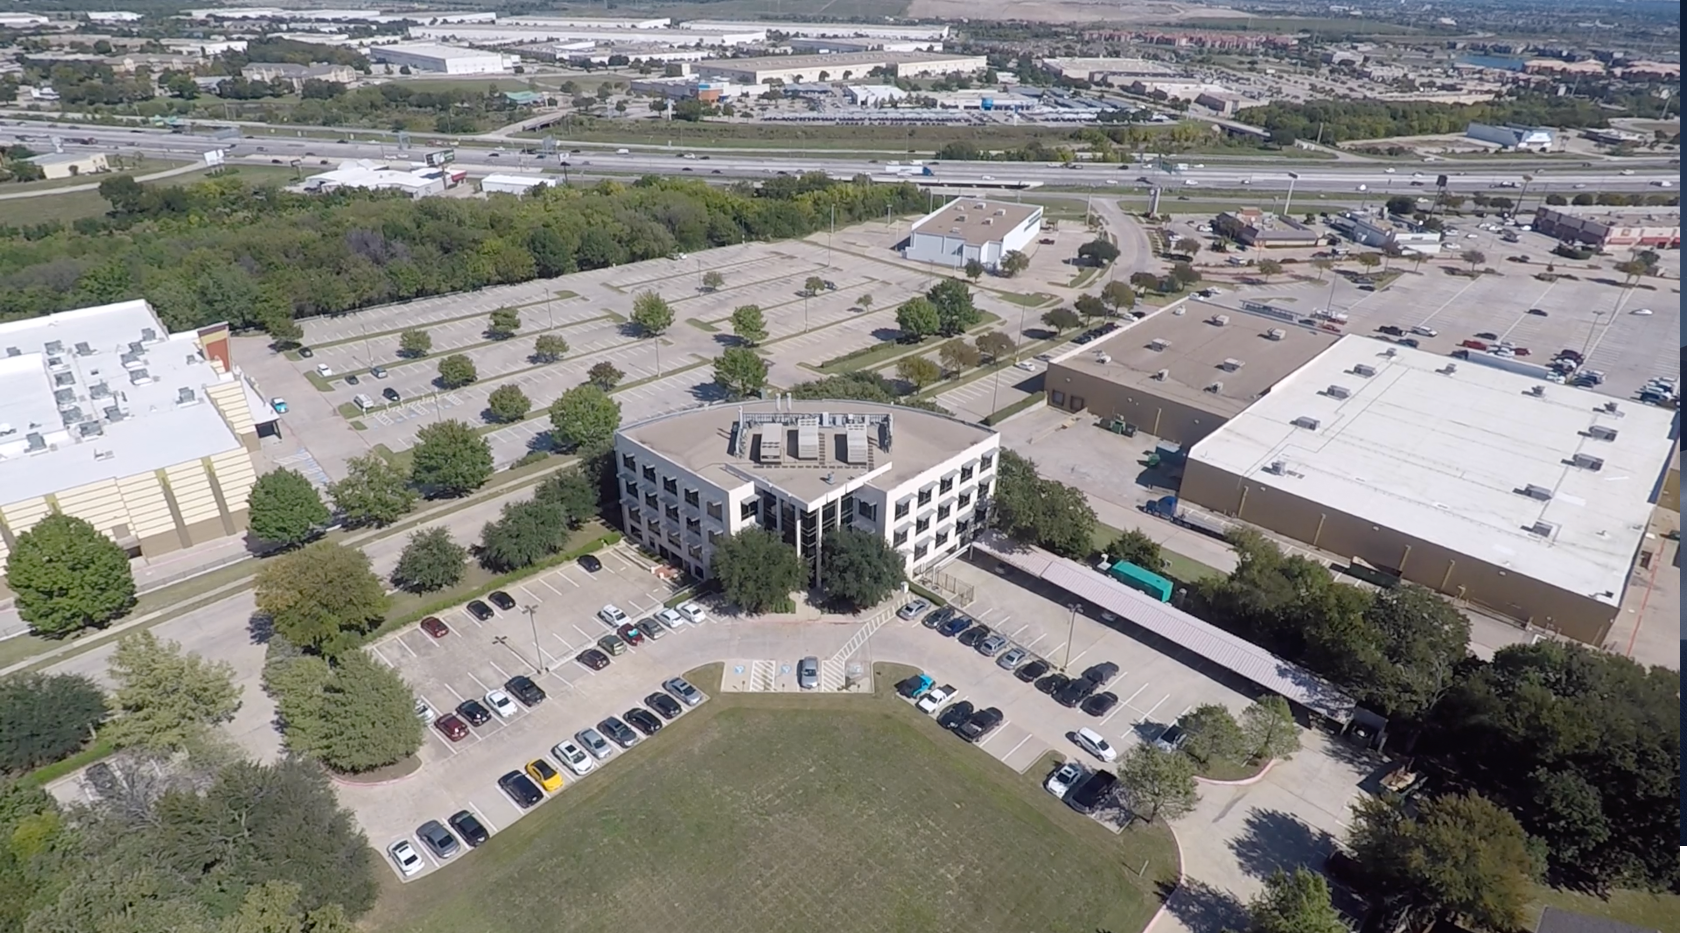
[[1043, 304, 1338, 447], [1178, 336, 1677, 645], [692, 51, 986, 85], [0, 301, 273, 564]]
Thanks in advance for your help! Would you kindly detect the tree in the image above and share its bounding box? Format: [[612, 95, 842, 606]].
[[1356, 252, 1383, 274], [1129, 270, 1160, 291], [1116, 744, 1199, 823], [1385, 195, 1417, 216], [5, 512, 135, 637], [255, 542, 388, 657], [1347, 792, 1537, 933], [548, 384, 622, 453], [532, 333, 569, 363], [895, 296, 941, 339], [803, 275, 827, 296], [1100, 279, 1136, 314], [999, 249, 1030, 277], [105, 630, 241, 752], [963, 258, 985, 281], [1074, 293, 1107, 324], [730, 304, 768, 346], [1461, 249, 1486, 272], [1247, 869, 1349, 933], [586, 361, 624, 391], [896, 356, 942, 391], [389, 527, 465, 593], [1105, 528, 1162, 570], [710, 527, 807, 614], [264, 313, 303, 347], [630, 290, 673, 336], [714, 347, 769, 399], [534, 465, 600, 527], [1612, 258, 1647, 286], [701, 270, 724, 291], [267, 651, 423, 773], [926, 278, 980, 336], [857, 293, 874, 313], [1077, 237, 1120, 265], [410, 420, 493, 496], [1256, 258, 1284, 280], [991, 450, 1097, 559], [487, 306, 520, 340], [436, 354, 477, 389], [327, 454, 416, 528], [975, 330, 1015, 362], [0, 673, 106, 772], [1173, 236, 1202, 258], [1240, 695, 1301, 762], [1042, 307, 1082, 332], [247, 469, 330, 549], [485, 383, 531, 423], [937, 338, 981, 375], [1177, 703, 1247, 768], [818, 527, 904, 610], [398, 328, 431, 358]]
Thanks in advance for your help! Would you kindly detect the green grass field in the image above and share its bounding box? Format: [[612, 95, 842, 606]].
[[366, 664, 1177, 933]]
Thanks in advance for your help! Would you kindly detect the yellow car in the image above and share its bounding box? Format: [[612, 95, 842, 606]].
[[525, 758, 565, 794]]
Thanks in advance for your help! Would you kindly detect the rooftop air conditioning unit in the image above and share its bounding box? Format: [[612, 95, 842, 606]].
[[1526, 385, 1545, 397], [973, 202, 986, 209], [1209, 314, 1229, 326], [982, 217, 994, 225], [1095, 353, 1111, 363], [1571, 453, 1604, 471], [1437, 363, 1457, 375], [1148, 338, 1169, 351], [1520, 484, 1554, 501], [1601, 401, 1621, 415], [1352, 363, 1377, 377], [1152, 368, 1169, 381], [1325, 385, 1352, 399], [1264, 460, 1286, 475], [1382, 348, 1398, 357], [1265, 328, 1286, 341], [1526, 520, 1556, 538], [1587, 425, 1618, 441], [994, 208, 1006, 216], [1220, 358, 1244, 372], [1291, 416, 1320, 430], [1205, 381, 1224, 393]]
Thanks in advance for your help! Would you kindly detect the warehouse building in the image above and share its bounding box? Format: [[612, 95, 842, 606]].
[[1531, 207, 1681, 249], [1464, 122, 1555, 151], [370, 42, 516, 74], [299, 160, 451, 198], [693, 51, 986, 85], [685, 20, 949, 41], [786, 36, 943, 53], [480, 173, 556, 195], [614, 399, 999, 583], [407, 24, 764, 46], [903, 198, 1043, 271], [1044, 305, 1338, 446], [26, 152, 109, 180], [0, 301, 269, 565], [1178, 336, 1678, 645]]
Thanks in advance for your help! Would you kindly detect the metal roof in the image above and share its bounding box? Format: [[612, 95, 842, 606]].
[[974, 534, 1357, 723]]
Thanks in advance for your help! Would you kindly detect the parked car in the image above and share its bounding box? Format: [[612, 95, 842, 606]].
[[937, 700, 975, 731], [465, 600, 494, 622], [625, 707, 663, 736], [576, 648, 611, 670], [417, 820, 459, 859], [575, 728, 613, 760], [636, 618, 667, 641], [797, 656, 820, 690], [448, 810, 489, 848], [959, 707, 1005, 743], [344, 374, 359, 385], [1081, 662, 1120, 687], [916, 684, 955, 714], [505, 675, 546, 707], [415, 700, 435, 725], [1066, 769, 1119, 814], [663, 677, 704, 707], [1527, 308, 1548, 317], [297, 346, 314, 358], [922, 606, 956, 629], [1154, 725, 1188, 752], [897, 599, 931, 621], [577, 554, 603, 573], [553, 741, 594, 776], [434, 713, 469, 741], [1460, 339, 1488, 350], [498, 771, 544, 809], [1475, 331, 1499, 340], [525, 758, 564, 793], [1054, 677, 1097, 708], [645, 692, 684, 720], [976, 633, 1009, 656], [1410, 325, 1437, 337], [599, 717, 639, 748], [656, 608, 685, 629], [957, 624, 993, 648], [1377, 325, 1404, 336], [314, 363, 335, 377], [1016, 659, 1051, 682], [370, 365, 388, 379], [1073, 727, 1118, 762], [896, 673, 935, 699], [1081, 692, 1120, 717], [937, 614, 973, 638], [382, 387, 400, 403], [270, 397, 288, 414], [488, 590, 516, 611], [597, 634, 627, 657], [455, 699, 492, 726], [997, 647, 1029, 671], [616, 622, 645, 646], [1045, 761, 1086, 799], [677, 601, 709, 624], [484, 690, 518, 719], [1036, 672, 1071, 696], [420, 616, 449, 638], [597, 604, 628, 626], [389, 839, 424, 876]]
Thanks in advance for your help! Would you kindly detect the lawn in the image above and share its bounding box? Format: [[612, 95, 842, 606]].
[[1528, 885, 1678, 933], [365, 664, 1177, 933]]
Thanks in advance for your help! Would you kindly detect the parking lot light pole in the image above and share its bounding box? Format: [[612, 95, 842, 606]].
[[1284, 172, 1300, 217], [1061, 603, 1081, 673], [522, 604, 544, 674]]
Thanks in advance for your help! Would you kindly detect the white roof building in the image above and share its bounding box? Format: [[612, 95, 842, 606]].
[[370, 42, 516, 74], [299, 160, 446, 198], [480, 173, 556, 196]]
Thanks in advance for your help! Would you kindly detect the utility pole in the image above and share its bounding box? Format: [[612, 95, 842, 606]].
[[1061, 603, 1081, 673], [1284, 171, 1300, 218], [521, 604, 545, 674]]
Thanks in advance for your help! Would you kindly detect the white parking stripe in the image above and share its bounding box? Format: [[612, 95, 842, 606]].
[[397, 638, 418, 658], [465, 671, 490, 692], [518, 584, 544, 604], [488, 660, 513, 681], [573, 624, 596, 642], [540, 578, 564, 595], [441, 682, 465, 701], [1120, 683, 1149, 708], [1002, 734, 1032, 761], [1134, 693, 1171, 725]]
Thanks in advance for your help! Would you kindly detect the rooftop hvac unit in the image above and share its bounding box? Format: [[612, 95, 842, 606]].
[[140, 327, 158, 342], [1265, 328, 1286, 341], [1520, 484, 1554, 501], [1352, 363, 1378, 377], [1601, 401, 1622, 415], [1148, 338, 1170, 351], [1325, 385, 1352, 399], [1264, 460, 1286, 475], [973, 202, 986, 209], [74, 342, 93, 356], [1095, 353, 1111, 363], [1382, 348, 1398, 357], [1571, 453, 1604, 471], [1526, 520, 1557, 538], [1436, 364, 1457, 375], [1586, 425, 1619, 441], [1526, 385, 1545, 397], [1208, 314, 1229, 326], [1291, 416, 1320, 430], [994, 208, 1006, 215], [1152, 368, 1169, 381], [43, 341, 63, 355], [1205, 381, 1224, 393], [955, 213, 967, 222], [1220, 358, 1244, 372]]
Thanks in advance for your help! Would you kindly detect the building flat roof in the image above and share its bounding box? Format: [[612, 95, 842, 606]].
[[1053, 303, 1338, 417], [1188, 335, 1678, 608], [620, 400, 994, 504], [26, 152, 103, 166], [910, 197, 1042, 248], [696, 50, 976, 72], [372, 42, 502, 59]]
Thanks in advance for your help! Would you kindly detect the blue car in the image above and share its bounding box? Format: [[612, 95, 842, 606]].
[[896, 673, 935, 699], [937, 614, 973, 638]]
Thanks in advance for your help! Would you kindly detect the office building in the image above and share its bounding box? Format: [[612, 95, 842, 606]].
[[903, 197, 1043, 270]]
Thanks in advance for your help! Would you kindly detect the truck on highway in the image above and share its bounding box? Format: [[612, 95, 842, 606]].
[[882, 165, 935, 177]]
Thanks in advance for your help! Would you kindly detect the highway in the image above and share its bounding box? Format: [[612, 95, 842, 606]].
[[3, 121, 1679, 194]]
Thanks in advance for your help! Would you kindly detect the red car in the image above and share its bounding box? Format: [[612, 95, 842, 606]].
[[434, 713, 469, 741], [616, 622, 645, 647], [420, 616, 450, 638], [1460, 339, 1488, 350]]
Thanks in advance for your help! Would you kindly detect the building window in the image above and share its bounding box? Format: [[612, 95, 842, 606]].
[[688, 544, 703, 560], [893, 528, 909, 547], [686, 517, 701, 535], [643, 465, 657, 481], [895, 498, 911, 519], [627, 507, 642, 523], [707, 530, 721, 545], [740, 498, 759, 521], [939, 476, 953, 495], [665, 504, 680, 521], [936, 530, 950, 548], [663, 477, 679, 495], [979, 453, 994, 473], [857, 501, 876, 521], [646, 517, 661, 531], [1050, 390, 1066, 406], [914, 542, 929, 560], [961, 464, 974, 483], [706, 501, 723, 521], [684, 489, 699, 508], [623, 479, 638, 497], [917, 488, 932, 507], [958, 492, 971, 509], [956, 518, 970, 536], [621, 453, 636, 471], [644, 492, 658, 509], [938, 504, 951, 521], [915, 517, 930, 534]]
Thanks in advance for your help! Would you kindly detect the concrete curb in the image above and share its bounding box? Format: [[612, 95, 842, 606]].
[[1145, 821, 1187, 933], [1194, 758, 1278, 786], [328, 761, 423, 788]]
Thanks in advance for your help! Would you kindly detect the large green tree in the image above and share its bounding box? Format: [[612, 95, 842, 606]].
[[1105, 528, 1163, 570], [326, 454, 415, 528], [1246, 868, 1349, 933], [436, 354, 477, 389], [409, 420, 493, 497], [991, 450, 1097, 559], [485, 383, 532, 423], [5, 513, 135, 636], [105, 630, 242, 753], [389, 527, 466, 593], [486, 306, 520, 340], [713, 347, 768, 399], [1116, 743, 1199, 823], [711, 527, 807, 614], [534, 465, 600, 526], [1177, 703, 1247, 768], [630, 290, 674, 336], [254, 542, 387, 657], [1240, 695, 1302, 763], [246, 469, 330, 548], [0, 673, 106, 772], [895, 296, 940, 339], [265, 652, 423, 773], [730, 304, 768, 346], [478, 498, 570, 572], [532, 333, 569, 363], [548, 384, 621, 453], [926, 277, 980, 336], [818, 527, 904, 611], [397, 328, 431, 358]]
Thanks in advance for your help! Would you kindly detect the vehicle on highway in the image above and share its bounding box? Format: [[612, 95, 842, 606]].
[[1073, 727, 1118, 763], [389, 839, 424, 876], [616, 622, 645, 646], [554, 741, 594, 776], [916, 684, 955, 714], [1066, 769, 1119, 815], [270, 397, 288, 414], [1016, 659, 1051, 682], [664, 677, 704, 706], [1045, 761, 1086, 799], [488, 590, 516, 611], [897, 599, 931, 621], [678, 601, 709, 624], [937, 700, 975, 731], [505, 675, 546, 707], [798, 656, 820, 690], [1081, 692, 1120, 717], [526, 758, 564, 793], [433, 713, 468, 741], [636, 618, 667, 641], [599, 716, 639, 748], [484, 690, 518, 719], [455, 699, 492, 726], [959, 707, 1005, 743], [420, 616, 449, 638], [997, 647, 1029, 671], [418, 820, 459, 859], [576, 648, 611, 670], [448, 810, 489, 848], [645, 692, 683, 720], [597, 604, 628, 626], [626, 707, 663, 736], [498, 771, 544, 809], [466, 600, 494, 622], [575, 728, 613, 760], [577, 554, 603, 573]]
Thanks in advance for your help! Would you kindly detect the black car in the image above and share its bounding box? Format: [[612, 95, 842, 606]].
[[488, 590, 517, 611], [1397, 338, 1419, 349], [1527, 308, 1548, 317], [1055, 677, 1097, 708], [1036, 672, 1071, 696], [345, 373, 359, 385], [937, 614, 973, 638], [456, 699, 492, 726], [625, 707, 663, 736], [957, 624, 992, 648], [1081, 691, 1120, 717], [959, 707, 1005, 743], [922, 606, 956, 629], [1016, 659, 1051, 683], [466, 600, 494, 622], [505, 675, 546, 707], [1067, 769, 1118, 814], [937, 700, 975, 730], [1475, 331, 1499, 340], [448, 809, 490, 848], [1081, 662, 1120, 687], [599, 716, 639, 748], [644, 692, 683, 720], [577, 554, 603, 573], [498, 771, 544, 809], [382, 387, 401, 403], [298, 346, 314, 358], [1377, 325, 1404, 336], [576, 648, 610, 670]]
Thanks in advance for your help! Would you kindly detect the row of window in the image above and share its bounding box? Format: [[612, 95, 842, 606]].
[[894, 452, 994, 520]]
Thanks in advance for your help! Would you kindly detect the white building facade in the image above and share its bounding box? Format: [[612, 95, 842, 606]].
[[903, 198, 1044, 270], [1465, 121, 1554, 151], [1350, 215, 1443, 254], [370, 43, 515, 74]]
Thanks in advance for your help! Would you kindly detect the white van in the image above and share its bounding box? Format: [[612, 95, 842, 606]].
[[1074, 727, 1117, 763], [353, 393, 375, 411], [1410, 325, 1438, 337]]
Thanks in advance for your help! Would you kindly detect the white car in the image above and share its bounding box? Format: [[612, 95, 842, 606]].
[[485, 690, 518, 719], [314, 363, 334, 377], [1410, 325, 1438, 337], [1384, 167, 1395, 174], [677, 602, 708, 625], [414, 700, 436, 725], [389, 840, 424, 877], [656, 607, 684, 629], [596, 604, 628, 627], [552, 741, 595, 776], [916, 685, 953, 714], [1631, 308, 1653, 316], [1015, 360, 1037, 372], [980, 174, 995, 181], [1620, 168, 1635, 176], [1045, 761, 1086, 798], [1073, 727, 1118, 763]]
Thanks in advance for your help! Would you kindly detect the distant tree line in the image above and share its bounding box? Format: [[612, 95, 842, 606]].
[[1238, 94, 1614, 145]]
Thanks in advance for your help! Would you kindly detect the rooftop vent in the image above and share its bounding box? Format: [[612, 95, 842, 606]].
[[1436, 363, 1457, 375], [1265, 328, 1286, 341], [103, 405, 125, 423], [1352, 363, 1377, 377], [1324, 384, 1352, 399], [59, 406, 83, 426], [1519, 484, 1554, 501], [1586, 425, 1619, 441], [127, 342, 144, 355], [128, 369, 151, 385], [25, 433, 45, 453], [1208, 314, 1229, 327], [176, 387, 197, 406], [1148, 338, 1170, 351], [140, 327, 158, 342], [1526, 385, 1545, 397], [1152, 368, 1168, 381], [74, 341, 93, 356], [1600, 401, 1622, 415], [1264, 460, 1286, 475], [1205, 380, 1224, 393], [47, 356, 67, 373], [1382, 348, 1398, 358], [1291, 416, 1320, 430], [89, 381, 110, 399], [4, 347, 18, 358], [43, 340, 63, 355], [1525, 520, 1556, 538], [1570, 453, 1604, 471], [954, 213, 967, 222], [77, 421, 103, 438], [53, 388, 76, 406], [1220, 358, 1244, 372], [53, 371, 75, 387]]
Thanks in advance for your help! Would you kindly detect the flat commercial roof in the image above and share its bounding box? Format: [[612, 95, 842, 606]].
[[911, 197, 1042, 248], [1053, 303, 1338, 417], [621, 400, 994, 504], [1188, 335, 1678, 607], [372, 42, 502, 60], [27, 152, 102, 166], [697, 50, 975, 72]]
